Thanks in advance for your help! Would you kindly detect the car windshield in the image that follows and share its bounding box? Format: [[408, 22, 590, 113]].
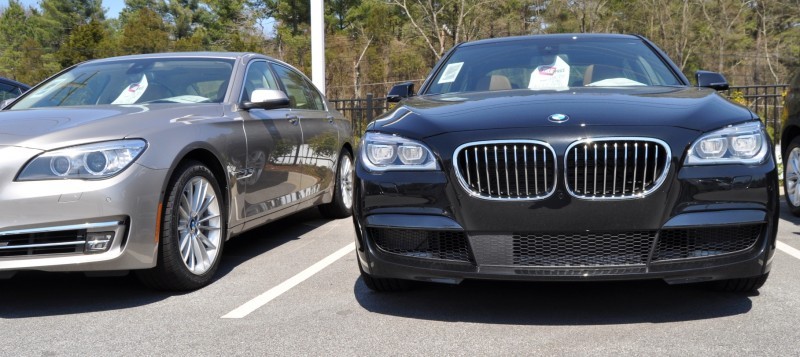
[[11, 58, 235, 109], [425, 37, 682, 95]]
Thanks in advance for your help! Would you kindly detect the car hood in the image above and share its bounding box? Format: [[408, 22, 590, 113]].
[[371, 87, 754, 139], [0, 104, 223, 150]]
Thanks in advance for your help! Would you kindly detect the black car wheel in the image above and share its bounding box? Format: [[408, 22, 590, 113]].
[[137, 161, 226, 291], [319, 149, 354, 219], [784, 137, 800, 216]]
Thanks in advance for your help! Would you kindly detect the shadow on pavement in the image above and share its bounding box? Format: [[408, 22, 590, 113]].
[[0, 208, 325, 318], [354, 278, 755, 325]]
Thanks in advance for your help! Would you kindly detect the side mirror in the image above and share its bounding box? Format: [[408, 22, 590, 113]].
[[696, 70, 730, 91], [387, 82, 415, 103], [241, 89, 290, 110]]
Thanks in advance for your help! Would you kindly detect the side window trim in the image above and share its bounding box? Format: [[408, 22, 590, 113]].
[[240, 59, 280, 104], [269, 62, 327, 111]]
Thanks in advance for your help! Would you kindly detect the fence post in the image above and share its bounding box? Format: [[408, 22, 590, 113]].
[[365, 93, 374, 135]]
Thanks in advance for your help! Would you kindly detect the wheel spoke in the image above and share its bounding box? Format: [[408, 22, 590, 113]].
[[198, 225, 221, 232], [197, 195, 216, 218], [198, 214, 220, 223], [179, 231, 191, 261], [197, 231, 217, 250], [191, 235, 205, 270], [193, 179, 206, 212], [193, 235, 210, 269], [178, 206, 190, 221]]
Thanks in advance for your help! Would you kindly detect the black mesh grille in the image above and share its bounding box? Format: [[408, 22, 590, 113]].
[[0, 230, 86, 257], [566, 139, 669, 198], [455, 142, 557, 199], [512, 231, 657, 266], [653, 224, 762, 261], [369, 228, 473, 263]]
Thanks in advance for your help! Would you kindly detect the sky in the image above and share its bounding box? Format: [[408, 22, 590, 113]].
[[7, 0, 126, 18]]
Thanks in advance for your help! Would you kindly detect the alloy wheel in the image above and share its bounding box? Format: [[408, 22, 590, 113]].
[[177, 176, 222, 275], [339, 154, 354, 210]]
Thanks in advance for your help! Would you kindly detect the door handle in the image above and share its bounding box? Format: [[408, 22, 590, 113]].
[[326, 116, 335, 124], [286, 115, 299, 125]]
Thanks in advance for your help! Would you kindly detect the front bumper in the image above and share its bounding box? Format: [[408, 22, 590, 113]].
[[353, 128, 780, 285], [0, 146, 167, 272]]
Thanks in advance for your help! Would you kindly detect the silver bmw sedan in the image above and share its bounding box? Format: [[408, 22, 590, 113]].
[[0, 52, 354, 290]]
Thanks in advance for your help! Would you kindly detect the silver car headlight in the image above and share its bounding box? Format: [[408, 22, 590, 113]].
[[361, 132, 439, 172], [685, 122, 769, 165], [17, 139, 147, 181]]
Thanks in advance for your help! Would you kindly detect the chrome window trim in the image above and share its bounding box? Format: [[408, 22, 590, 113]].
[[563, 137, 672, 200], [453, 139, 558, 201]]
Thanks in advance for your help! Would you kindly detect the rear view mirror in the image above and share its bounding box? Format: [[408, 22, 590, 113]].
[[387, 82, 415, 103], [241, 89, 290, 110], [696, 71, 730, 91]]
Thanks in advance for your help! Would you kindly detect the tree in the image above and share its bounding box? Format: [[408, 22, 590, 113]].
[[39, 0, 105, 49], [119, 8, 170, 54], [57, 19, 109, 66]]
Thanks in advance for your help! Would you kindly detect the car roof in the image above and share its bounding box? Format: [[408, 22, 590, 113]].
[[83, 52, 272, 64], [460, 33, 642, 47], [0, 76, 30, 90]]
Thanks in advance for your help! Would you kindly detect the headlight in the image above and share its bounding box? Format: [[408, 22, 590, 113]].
[[685, 122, 769, 165], [17, 139, 147, 181], [361, 132, 439, 171]]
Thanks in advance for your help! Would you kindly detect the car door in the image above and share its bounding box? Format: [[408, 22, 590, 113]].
[[238, 60, 304, 222], [270, 63, 337, 202]]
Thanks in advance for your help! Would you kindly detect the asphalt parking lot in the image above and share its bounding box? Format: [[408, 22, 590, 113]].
[[2, 204, 800, 356]]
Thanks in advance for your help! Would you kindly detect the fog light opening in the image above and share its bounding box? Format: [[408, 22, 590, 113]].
[[85, 232, 114, 253]]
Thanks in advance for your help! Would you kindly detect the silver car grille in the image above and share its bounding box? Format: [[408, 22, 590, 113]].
[[454, 138, 670, 201], [565, 138, 670, 199], [454, 140, 557, 200]]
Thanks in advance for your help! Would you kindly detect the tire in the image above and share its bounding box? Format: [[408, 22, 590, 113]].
[[784, 136, 800, 216], [319, 149, 354, 219], [137, 161, 226, 291], [359, 262, 412, 292], [710, 273, 769, 293]]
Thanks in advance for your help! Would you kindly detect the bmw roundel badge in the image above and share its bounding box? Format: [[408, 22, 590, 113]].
[[548, 113, 570, 123]]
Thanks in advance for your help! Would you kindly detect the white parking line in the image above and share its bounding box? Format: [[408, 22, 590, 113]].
[[222, 242, 355, 319], [777, 241, 800, 260]]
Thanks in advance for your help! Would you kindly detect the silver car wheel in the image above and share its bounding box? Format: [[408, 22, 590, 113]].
[[788, 148, 800, 206], [178, 176, 222, 275], [339, 154, 354, 210]]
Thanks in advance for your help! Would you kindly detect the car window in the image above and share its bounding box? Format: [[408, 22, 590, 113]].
[[240, 60, 280, 103], [11, 58, 235, 109], [0, 82, 19, 101], [426, 38, 682, 95], [272, 64, 324, 111]]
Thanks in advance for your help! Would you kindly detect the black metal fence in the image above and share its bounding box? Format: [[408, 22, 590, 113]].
[[332, 85, 790, 139], [329, 94, 389, 137], [725, 85, 788, 140]]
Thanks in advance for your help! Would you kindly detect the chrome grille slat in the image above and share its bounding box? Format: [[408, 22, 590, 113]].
[[455, 140, 556, 200], [565, 138, 670, 200], [514, 145, 520, 197], [523, 146, 529, 195]]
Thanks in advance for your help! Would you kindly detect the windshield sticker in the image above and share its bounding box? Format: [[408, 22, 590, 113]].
[[586, 78, 646, 87], [438, 62, 464, 84], [528, 56, 570, 91], [112, 75, 149, 104], [163, 95, 209, 103]]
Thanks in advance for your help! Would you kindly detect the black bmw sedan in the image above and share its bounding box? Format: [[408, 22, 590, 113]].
[[352, 34, 779, 293]]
